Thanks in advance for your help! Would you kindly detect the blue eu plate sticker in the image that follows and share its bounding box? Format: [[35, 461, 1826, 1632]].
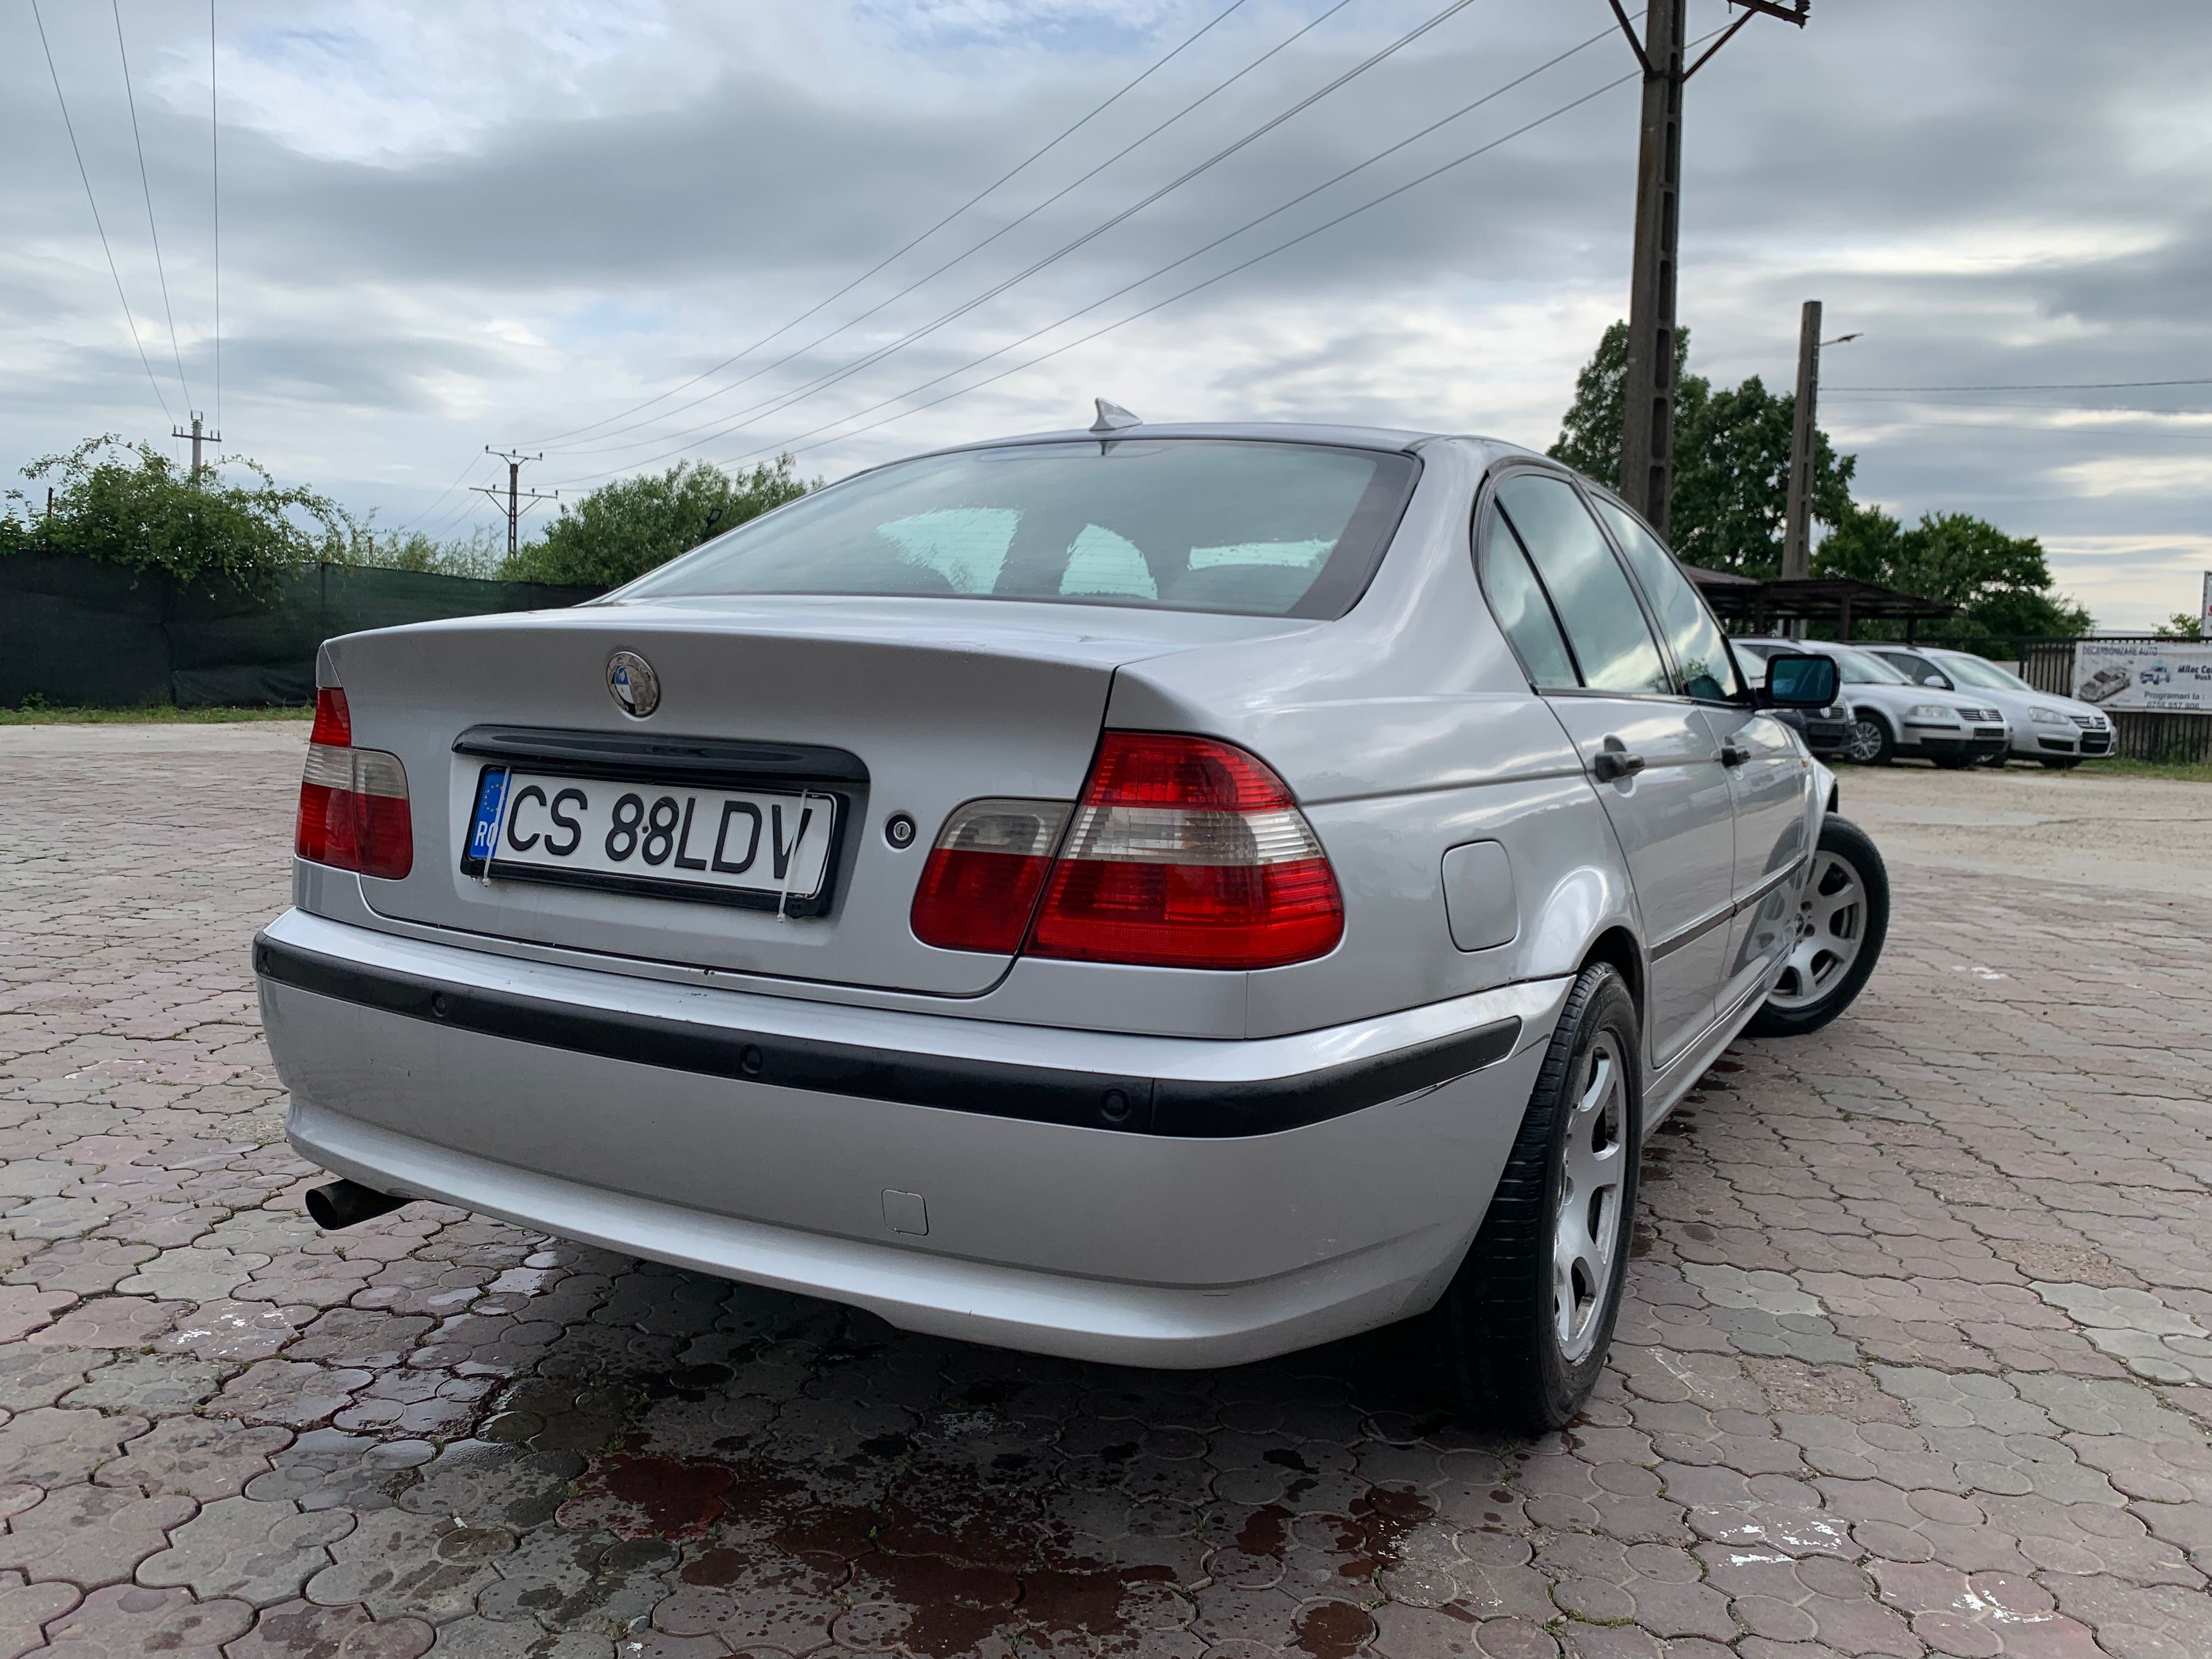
[[468, 769, 509, 864]]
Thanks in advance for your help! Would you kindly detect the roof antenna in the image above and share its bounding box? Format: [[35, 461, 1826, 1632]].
[[1090, 398, 1141, 433]]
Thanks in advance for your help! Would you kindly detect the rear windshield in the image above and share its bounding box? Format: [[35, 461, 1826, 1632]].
[[614, 439, 1420, 619]]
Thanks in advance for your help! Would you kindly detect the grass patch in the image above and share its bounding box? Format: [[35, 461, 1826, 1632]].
[[2046, 757, 2212, 783], [0, 703, 312, 725]]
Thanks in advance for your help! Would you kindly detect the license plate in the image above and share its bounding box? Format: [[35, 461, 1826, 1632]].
[[461, 767, 838, 907]]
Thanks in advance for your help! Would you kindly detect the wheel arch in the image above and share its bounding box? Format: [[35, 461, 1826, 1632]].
[[1576, 925, 1645, 1039]]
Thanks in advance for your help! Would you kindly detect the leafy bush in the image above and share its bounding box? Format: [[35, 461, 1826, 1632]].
[[501, 457, 812, 590], [2, 437, 350, 590], [345, 523, 505, 580]]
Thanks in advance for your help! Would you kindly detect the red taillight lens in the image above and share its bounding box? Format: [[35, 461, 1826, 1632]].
[[1029, 733, 1344, 970], [308, 686, 352, 748], [910, 799, 1070, 953], [295, 689, 413, 881]]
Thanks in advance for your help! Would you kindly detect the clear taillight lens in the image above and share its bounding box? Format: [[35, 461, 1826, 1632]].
[[1030, 733, 1343, 970], [909, 798, 1071, 953], [295, 686, 413, 881]]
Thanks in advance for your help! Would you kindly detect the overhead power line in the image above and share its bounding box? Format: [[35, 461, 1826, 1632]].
[[695, 19, 1632, 473], [549, 0, 1485, 484], [112, 0, 191, 413], [31, 0, 173, 424], [1828, 378, 2212, 393], [711, 41, 1665, 473], [522, 0, 1257, 449], [394, 451, 497, 538], [542, 0, 1376, 462], [1828, 419, 2212, 443]]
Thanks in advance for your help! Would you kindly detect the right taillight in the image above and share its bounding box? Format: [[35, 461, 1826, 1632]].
[[912, 732, 1348, 970], [1028, 732, 1342, 970], [295, 686, 414, 881]]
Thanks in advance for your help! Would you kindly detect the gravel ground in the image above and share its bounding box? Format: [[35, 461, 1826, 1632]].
[[1, 722, 2208, 1658]]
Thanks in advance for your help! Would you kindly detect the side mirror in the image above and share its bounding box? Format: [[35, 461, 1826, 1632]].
[[1762, 653, 1838, 708]]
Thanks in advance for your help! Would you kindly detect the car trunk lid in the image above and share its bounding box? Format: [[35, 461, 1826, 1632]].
[[321, 596, 1302, 996]]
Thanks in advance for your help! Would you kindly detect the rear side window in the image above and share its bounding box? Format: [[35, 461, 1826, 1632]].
[[1493, 475, 1670, 697], [616, 440, 1420, 619], [1479, 504, 1578, 689], [1591, 499, 1741, 702]]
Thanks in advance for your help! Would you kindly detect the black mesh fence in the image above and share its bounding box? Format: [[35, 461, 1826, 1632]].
[[1, 555, 597, 708]]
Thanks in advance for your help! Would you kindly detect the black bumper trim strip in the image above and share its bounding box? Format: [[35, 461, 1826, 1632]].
[[253, 933, 1521, 1140]]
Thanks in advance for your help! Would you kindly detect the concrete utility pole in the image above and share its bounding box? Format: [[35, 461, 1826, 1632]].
[[472, 448, 557, 558], [1610, 0, 1809, 538], [172, 411, 221, 482], [1781, 300, 1822, 580]]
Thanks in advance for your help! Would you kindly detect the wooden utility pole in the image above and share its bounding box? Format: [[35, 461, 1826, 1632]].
[[172, 411, 221, 482], [1781, 300, 1821, 579], [472, 447, 556, 558], [1610, 0, 1809, 537]]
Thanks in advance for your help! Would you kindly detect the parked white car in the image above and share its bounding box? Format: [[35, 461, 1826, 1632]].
[[1866, 646, 2114, 769], [1733, 637, 2010, 768]]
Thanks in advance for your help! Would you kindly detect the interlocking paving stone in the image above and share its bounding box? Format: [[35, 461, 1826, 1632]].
[[92, 1416, 292, 1504], [219, 1598, 433, 1659], [5, 729, 2212, 1652], [37, 1582, 252, 1658], [0, 1576, 78, 1659], [0, 1483, 198, 1588], [136, 1496, 357, 1607]]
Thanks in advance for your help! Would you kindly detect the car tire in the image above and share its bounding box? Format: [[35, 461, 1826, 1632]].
[[1932, 754, 1974, 770], [1744, 815, 1889, 1040], [1436, 962, 1640, 1434], [1843, 713, 1894, 765], [2040, 757, 2082, 771]]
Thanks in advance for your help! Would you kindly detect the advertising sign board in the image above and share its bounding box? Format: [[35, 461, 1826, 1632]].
[[2073, 639, 2212, 712]]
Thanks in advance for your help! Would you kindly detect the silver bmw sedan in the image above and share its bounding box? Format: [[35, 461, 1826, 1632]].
[[256, 415, 1883, 1431]]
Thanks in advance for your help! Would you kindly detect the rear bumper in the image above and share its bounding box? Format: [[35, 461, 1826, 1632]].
[[258, 909, 1564, 1367]]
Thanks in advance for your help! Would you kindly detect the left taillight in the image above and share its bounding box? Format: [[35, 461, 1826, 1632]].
[[295, 686, 413, 881]]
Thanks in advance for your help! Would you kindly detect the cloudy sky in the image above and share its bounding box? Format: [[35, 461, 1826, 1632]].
[[4, 0, 2207, 627]]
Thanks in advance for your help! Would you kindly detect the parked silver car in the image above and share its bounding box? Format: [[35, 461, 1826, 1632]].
[[1867, 646, 2113, 769], [257, 418, 1887, 1430], [1745, 639, 2010, 768]]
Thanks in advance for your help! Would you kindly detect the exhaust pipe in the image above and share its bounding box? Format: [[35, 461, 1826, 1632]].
[[305, 1178, 410, 1231]]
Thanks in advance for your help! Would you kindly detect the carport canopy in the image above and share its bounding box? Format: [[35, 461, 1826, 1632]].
[[1683, 572, 1959, 642]]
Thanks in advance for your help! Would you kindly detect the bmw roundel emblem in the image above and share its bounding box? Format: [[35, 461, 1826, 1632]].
[[606, 651, 661, 718]]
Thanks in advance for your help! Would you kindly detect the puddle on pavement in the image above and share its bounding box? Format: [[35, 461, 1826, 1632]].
[[304, 1286, 1513, 1655]]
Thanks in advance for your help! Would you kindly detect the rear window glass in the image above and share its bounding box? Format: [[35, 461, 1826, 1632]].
[[616, 440, 1420, 619]]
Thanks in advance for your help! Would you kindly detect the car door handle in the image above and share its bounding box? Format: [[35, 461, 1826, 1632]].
[[1720, 743, 1747, 768], [1591, 748, 1646, 783]]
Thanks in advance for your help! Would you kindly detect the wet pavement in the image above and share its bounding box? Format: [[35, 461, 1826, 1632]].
[[2, 722, 2209, 1658]]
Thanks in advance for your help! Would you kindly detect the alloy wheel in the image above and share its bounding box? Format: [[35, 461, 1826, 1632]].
[[1770, 850, 1866, 1011], [1844, 719, 1886, 763], [1553, 1033, 1627, 1363]]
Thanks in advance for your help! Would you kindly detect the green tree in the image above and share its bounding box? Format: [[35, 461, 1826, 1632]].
[[3, 436, 349, 589], [1549, 322, 1855, 575], [503, 457, 811, 589], [1668, 375, 1855, 576], [1814, 505, 2091, 639], [1548, 320, 1699, 483], [2154, 612, 2203, 640]]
